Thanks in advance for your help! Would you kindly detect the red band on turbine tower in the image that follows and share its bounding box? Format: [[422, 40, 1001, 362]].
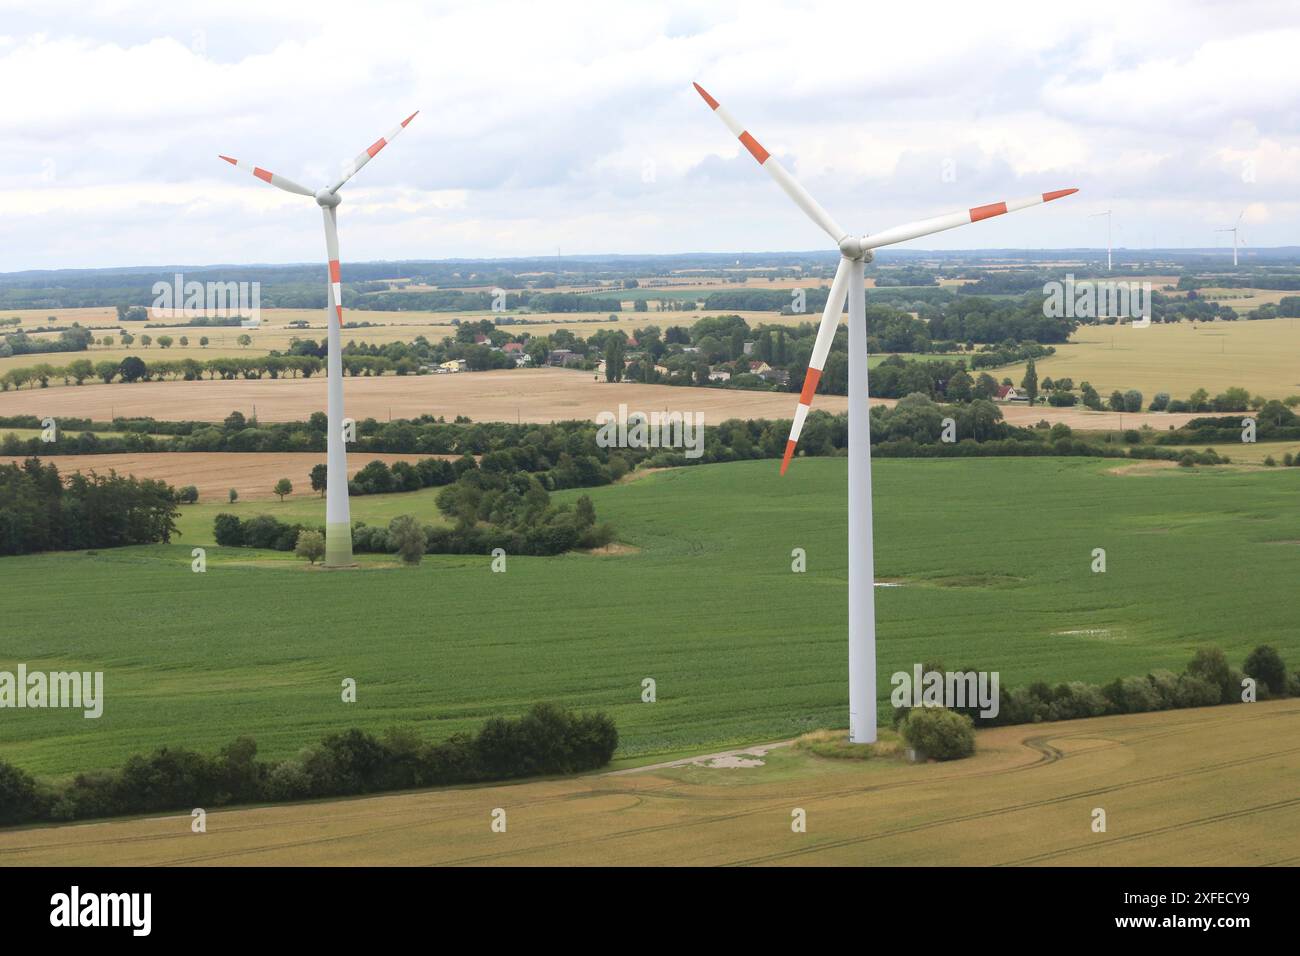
[[969, 202, 1008, 222], [739, 131, 770, 165]]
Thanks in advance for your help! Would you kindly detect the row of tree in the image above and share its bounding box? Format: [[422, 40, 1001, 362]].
[[0, 458, 179, 555], [0, 704, 618, 826]]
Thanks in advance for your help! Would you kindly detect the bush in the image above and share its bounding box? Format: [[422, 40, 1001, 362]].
[[295, 529, 325, 565], [1146, 670, 1180, 709], [1103, 675, 1162, 713], [1047, 681, 1109, 721], [900, 707, 976, 760], [213, 512, 243, 546], [1243, 645, 1288, 696], [1186, 646, 1233, 702], [996, 685, 1050, 725], [388, 514, 425, 565], [0, 760, 46, 825], [1173, 674, 1218, 708]]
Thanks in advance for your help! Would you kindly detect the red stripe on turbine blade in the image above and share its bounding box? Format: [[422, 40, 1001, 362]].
[[970, 201, 1008, 222], [1042, 188, 1078, 202], [219, 155, 237, 165], [329, 260, 341, 283], [335, 306, 343, 324], [779, 439, 797, 475], [799, 367, 822, 404], [401, 111, 419, 127], [367, 138, 387, 158], [739, 131, 770, 165], [253, 167, 273, 184], [692, 82, 719, 110]]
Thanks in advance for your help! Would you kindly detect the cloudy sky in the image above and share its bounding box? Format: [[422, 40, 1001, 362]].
[[1, 0, 1297, 271]]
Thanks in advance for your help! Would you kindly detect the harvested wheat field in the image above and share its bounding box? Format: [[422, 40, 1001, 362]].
[[0, 368, 851, 425], [1, 452, 432, 501], [1, 700, 1293, 866]]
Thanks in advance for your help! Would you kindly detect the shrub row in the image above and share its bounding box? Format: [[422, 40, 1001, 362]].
[[0, 703, 617, 827], [957, 645, 1296, 728]]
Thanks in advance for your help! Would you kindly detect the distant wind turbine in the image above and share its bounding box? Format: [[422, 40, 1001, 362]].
[[694, 82, 1076, 743], [1216, 210, 1245, 267], [221, 111, 419, 567], [1091, 209, 1112, 270]]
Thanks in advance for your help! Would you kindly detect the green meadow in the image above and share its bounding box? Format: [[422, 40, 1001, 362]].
[[1, 456, 1298, 777]]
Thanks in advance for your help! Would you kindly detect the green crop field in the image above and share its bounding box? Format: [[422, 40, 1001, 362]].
[[1, 456, 1298, 779]]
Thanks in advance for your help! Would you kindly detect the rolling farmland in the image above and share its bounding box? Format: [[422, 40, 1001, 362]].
[[2, 700, 1294, 866], [1, 456, 1297, 779], [1007, 318, 1300, 401]]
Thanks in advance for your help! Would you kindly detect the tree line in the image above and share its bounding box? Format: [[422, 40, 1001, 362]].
[[0, 703, 617, 827], [0, 458, 179, 555]]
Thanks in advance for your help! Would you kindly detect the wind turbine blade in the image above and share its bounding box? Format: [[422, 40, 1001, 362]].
[[860, 189, 1078, 250], [218, 155, 314, 197], [780, 257, 852, 474], [327, 111, 419, 194], [694, 83, 848, 246]]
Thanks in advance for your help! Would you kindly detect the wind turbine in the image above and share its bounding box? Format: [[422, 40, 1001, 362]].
[[1216, 210, 1244, 267], [694, 82, 1076, 743], [220, 111, 418, 567], [1091, 209, 1112, 270]]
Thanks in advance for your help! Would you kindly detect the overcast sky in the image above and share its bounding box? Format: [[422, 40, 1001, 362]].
[[1, 0, 1297, 271]]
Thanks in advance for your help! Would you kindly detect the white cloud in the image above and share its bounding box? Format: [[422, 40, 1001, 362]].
[[0, 0, 1296, 269]]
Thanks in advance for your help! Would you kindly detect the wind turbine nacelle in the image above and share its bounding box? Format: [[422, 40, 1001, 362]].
[[315, 188, 342, 207], [838, 236, 872, 261]]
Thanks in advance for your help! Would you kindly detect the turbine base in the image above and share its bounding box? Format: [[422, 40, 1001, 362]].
[[324, 521, 354, 568]]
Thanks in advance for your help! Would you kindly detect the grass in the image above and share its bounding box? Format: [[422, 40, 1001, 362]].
[[173, 487, 455, 540], [1, 456, 1299, 778]]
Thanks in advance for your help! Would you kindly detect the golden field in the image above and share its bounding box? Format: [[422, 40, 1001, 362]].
[[1010, 318, 1300, 401], [0, 452, 433, 502], [0, 366, 1217, 429], [1, 700, 1294, 866]]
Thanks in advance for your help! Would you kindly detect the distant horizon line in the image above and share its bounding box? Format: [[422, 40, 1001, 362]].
[[4, 246, 1298, 279]]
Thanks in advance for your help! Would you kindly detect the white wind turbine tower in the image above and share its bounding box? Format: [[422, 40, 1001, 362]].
[[695, 83, 1076, 743], [221, 111, 418, 567], [1217, 209, 1245, 267], [1091, 209, 1112, 270]]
